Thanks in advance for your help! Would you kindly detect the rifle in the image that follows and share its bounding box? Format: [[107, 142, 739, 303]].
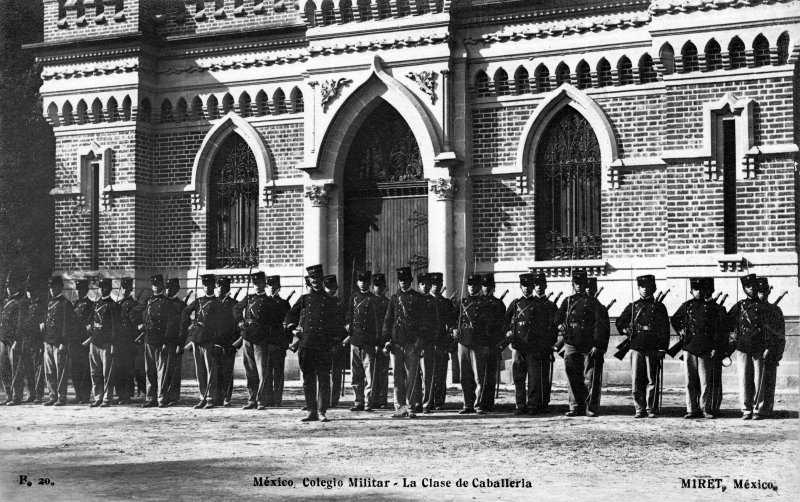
[[712, 292, 722, 303], [449, 291, 457, 301], [232, 288, 242, 301], [553, 291, 563, 304], [606, 298, 616, 309], [656, 289, 670, 303], [718, 293, 728, 306], [183, 290, 194, 303], [613, 268, 637, 361], [546, 292, 553, 299], [667, 280, 689, 358], [774, 290, 787, 306], [594, 286, 604, 298], [286, 290, 295, 302], [498, 289, 509, 301]]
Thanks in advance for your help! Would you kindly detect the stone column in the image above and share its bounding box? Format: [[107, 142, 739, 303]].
[[428, 178, 456, 294], [303, 184, 332, 268]]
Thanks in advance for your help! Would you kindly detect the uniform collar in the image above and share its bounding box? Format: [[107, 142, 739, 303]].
[[51, 293, 63, 300]]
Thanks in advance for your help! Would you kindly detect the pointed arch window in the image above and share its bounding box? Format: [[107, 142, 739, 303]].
[[534, 107, 602, 260], [208, 134, 259, 268]]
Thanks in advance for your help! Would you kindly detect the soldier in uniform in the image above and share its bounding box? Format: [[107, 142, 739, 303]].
[[345, 270, 379, 411], [114, 278, 137, 404], [42, 276, 74, 406], [285, 264, 340, 422], [370, 273, 390, 409], [323, 275, 348, 408], [138, 274, 171, 407], [755, 277, 785, 419], [236, 271, 271, 410], [21, 278, 46, 403], [163, 277, 185, 405], [70, 279, 94, 404], [265, 275, 291, 407], [555, 271, 610, 417], [481, 274, 505, 412], [727, 273, 771, 420], [430, 272, 455, 410], [0, 276, 27, 405], [411, 273, 437, 414], [616, 274, 670, 418], [453, 274, 489, 414], [182, 274, 221, 409], [215, 276, 238, 407], [503, 273, 558, 415], [87, 278, 120, 407], [671, 277, 727, 419]]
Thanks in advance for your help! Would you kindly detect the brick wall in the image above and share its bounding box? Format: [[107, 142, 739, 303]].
[[472, 176, 535, 262], [153, 130, 205, 185], [156, 0, 302, 39], [737, 157, 796, 253], [54, 130, 138, 188], [604, 168, 668, 258], [43, 0, 141, 43], [595, 93, 665, 157], [471, 104, 529, 171], [256, 122, 304, 180], [259, 188, 304, 267]]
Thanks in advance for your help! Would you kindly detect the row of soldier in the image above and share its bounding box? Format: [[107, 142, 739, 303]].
[[0, 266, 786, 422]]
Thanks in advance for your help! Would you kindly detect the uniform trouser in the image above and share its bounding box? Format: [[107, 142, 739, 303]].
[[165, 348, 183, 403], [144, 343, 174, 404], [564, 344, 604, 413], [759, 360, 780, 416], [134, 344, 146, 395], [483, 353, 499, 410], [68, 342, 91, 402], [216, 349, 236, 404], [513, 349, 552, 410], [373, 350, 390, 406], [350, 345, 375, 407], [458, 344, 488, 410], [22, 344, 44, 400], [243, 340, 260, 404], [298, 347, 331, 414], [268, 346, 286, 406], [631, 349, 660, 414], [44, 342, 69, 403], [410, 349, 435, 411], [330, 348, 347, 406], [89, 343, 115, 404], [243, 341, 280, 406], [193, 343, 219, 403], [736, 350, 765, 414], [433, 347, 449, 407], [112, 342, 135, 401], [683, 352, 722, 414], [391, 345, 420, 410], [0, 340, 24, 402]]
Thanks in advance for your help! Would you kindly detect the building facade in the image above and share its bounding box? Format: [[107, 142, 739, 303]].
[[30, 0, 799, 387]]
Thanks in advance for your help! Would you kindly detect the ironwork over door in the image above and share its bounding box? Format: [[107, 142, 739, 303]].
[[208, 134, 259, 268], [534, 106, 602, 260], [343, 99, 427, 297]]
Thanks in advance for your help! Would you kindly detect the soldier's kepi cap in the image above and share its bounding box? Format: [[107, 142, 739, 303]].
[[216, 276, 231, 288], [356, 271, 372, 282], [636, 274, 656, 287], [76, 279, 91, 290], [571, 270, 588, 285], [306, 264, 323, 279], [755, 277, 769, 292], [48, 276, 63, 287], [689, 277, 714, 292], [519, 273, 536, 286], [120, 277, 133, 288], [201, 274, 216, 287], [323, 275, 338, 288], [587, 277, 598, 293], [251, 271, 266, 284], [98, 278, 113, 289], [150, 274, 164, 286], [482, 274, 496, 288], [371, 273, 386, 286], [417, 272, 431, 284], [429, 272, 443, 284], [166, 278, 180, 288], [740, 273, 757, 288], [266, 275, 281, 287], [396, 267, 412, 282], [467, 274, 482, 286]]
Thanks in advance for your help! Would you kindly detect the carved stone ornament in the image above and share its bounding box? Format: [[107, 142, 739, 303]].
[[319, 78, 352, 111], [406, 71, 437, 103], [304, 185, 332, 207], [429, 178, 456, 200]]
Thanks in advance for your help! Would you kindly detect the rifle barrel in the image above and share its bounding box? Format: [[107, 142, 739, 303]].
[[594, 286, 604, 298], [606, 298, 616, 310], [774, 291, 787, 306]]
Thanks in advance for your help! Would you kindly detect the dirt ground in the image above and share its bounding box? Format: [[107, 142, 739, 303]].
[[0, 380, 797, 502]]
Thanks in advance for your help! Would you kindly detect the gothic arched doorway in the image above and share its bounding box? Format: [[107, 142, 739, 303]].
[[534, 106, 602, 260], [342, 99, 428, 296]]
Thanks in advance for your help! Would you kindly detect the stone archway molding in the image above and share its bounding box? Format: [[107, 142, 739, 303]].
[[309, 55, 443, 183], [515, 83, 618, 191], [189, 111, 273, 209]]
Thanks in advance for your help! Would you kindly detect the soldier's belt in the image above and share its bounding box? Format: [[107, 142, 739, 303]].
[[637, 326, 652, 331]]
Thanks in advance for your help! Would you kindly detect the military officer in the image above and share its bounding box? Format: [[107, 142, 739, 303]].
[[409, 273, 437, 414], [755, 277, 785, 419], [381, 267, 426, 419], [265, 275, 291, 407], [138, 274, 171, 407], [0, 275, 27, 405], [345, 270, 379, 411], [114, 277, 137, 404], [235, 271, 268, 409], [370, 273, 390, 409], [430, 272, 455, 410], [616, 274, 670, 418], [671, 277, 727, 419], [285, 265, 340, 422], [87, 278, 119, 407], [555, 271, 610, 417], [453, 274, 489, 414], [728, 273, 771, 420], [21, 278, 45, 403], [42, 276, 74, 406], [163, 277, 185, 405], [504, 273, 558, 415], [323, 275, 348, 408], [215, 276, 238, 407], [70, 279, 94, 404], [182, 274, 221, 409], [481, 274, 505, 413]]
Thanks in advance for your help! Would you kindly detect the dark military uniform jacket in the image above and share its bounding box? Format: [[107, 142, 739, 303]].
[[372, 293, 389, 346], [235, 292, 289, 346], [483, 294, 507, 349], [432, 294, 456, 349], [455, 294, 488, 349], [141, 294, 170, 346], [556, 293, 610, 353], [72, 296, 95, 345], [117, 295, 139, 345], [217, 295, 239, 348], [22, 296, 45, 347], [182, 295, 221, 345], [44, 294, 74, 346], [671, 298, 727, 358], [727, 297, 769, 355], [505, 294, 558, 355], [762, 302, 785, 362], [90, 296, 120, 346], [346, 290, 381, 348], [166, 295, 185, 345], [284, 288, 340, 350], [615, 297, 670, 353], [0, 293, 28, 344], [381, 288, 430, 348]]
